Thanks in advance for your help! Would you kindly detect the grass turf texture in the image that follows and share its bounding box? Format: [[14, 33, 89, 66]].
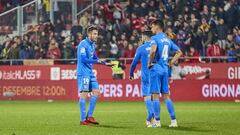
[[0, 101, 240, 135]]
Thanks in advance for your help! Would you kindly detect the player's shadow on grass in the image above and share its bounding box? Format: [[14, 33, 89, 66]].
[[161, 126, 216, 133], [94, 124, 128, 129]]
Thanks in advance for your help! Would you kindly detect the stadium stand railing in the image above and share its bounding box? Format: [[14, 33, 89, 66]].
[[0, 0, 101, 40], [0, 56, 238, 66]]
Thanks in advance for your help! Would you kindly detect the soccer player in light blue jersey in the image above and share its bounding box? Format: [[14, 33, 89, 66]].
[[129, 31, 154, 127], [148, 20, 183, 128], [77, 25, 112, 126]]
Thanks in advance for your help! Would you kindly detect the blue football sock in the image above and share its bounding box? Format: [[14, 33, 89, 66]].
[[79, 98, 86, 122], [145, 98, 154, 121], [152, 99, 160, 121], [165, 98, 176, 120], [87, 95, 98, 117]]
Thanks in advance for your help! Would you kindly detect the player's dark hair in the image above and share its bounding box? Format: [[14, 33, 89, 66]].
[[87, 25, 98, 34], [151, 19, 164, 29], [142, 30, 152, 37]]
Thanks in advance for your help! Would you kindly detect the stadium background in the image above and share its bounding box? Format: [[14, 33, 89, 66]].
[[0, 0, 239, 101], [0, 0, 240, 135]]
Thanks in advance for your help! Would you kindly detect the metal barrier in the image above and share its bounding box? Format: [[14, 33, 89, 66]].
[[0, 6, 19, 37], [0, 56, 238, 66], [0, 0, 102, 39], [0, 0, 48, 37], [76, 0, 100, 17], [119, 56, 239, 64]]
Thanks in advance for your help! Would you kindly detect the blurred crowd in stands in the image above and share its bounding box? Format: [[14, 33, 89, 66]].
[[0, 0, 240, 64], [0, 0, 33, 13]]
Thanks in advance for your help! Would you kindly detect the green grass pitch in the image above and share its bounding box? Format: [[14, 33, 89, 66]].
[[0, 101, 240, 135]]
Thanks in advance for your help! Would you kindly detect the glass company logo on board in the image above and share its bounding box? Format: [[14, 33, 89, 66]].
[[50, 67, 77, 81]]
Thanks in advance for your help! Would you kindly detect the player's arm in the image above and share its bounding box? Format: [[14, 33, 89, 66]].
[[169, 40, 183, 67], [80, 51, 98, 64], [148, 40, 157, 69], [130, 48, 141, 80], [78, 44, 100, 64]]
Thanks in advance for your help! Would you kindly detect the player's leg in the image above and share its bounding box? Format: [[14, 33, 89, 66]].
[[152, 93, 161, 127], [78, 76, 92, 125], [79, 92, 90, 125], [150, 72, 161, 127], [163, 94, 177, 127], [144, 95, 154, 126], [86, 75, 100, 124], [142, 81, 154, 127], [144, 96, 154, 127], [162, 74, 177, 127]]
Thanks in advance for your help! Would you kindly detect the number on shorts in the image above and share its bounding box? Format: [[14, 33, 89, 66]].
[[83, 78, 89, 84]]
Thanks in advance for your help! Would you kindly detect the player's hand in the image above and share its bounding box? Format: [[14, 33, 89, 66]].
[[99, 58, 106, 62], [148, 63, 154, 69], [97, 59, 106, 65]]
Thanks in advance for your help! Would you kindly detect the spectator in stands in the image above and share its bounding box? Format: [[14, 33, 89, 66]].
[[71, 20, 83, 43], [79, 12, 89, 31], [34, 45, 44, 59], [198, 20, 213, 56], [0, 41, 11, 62], [62, 36, 73, 62], [47, 39, 61, 59], [138, 2, 148, 17], [12, 0, 21, 7], [118, 38, 127, 57], [8, 42, 19, 61], [166, 27, 176, 40], [54, 19, 65, 34], [96, 34, 110, 58], [43, 0, 50, 18], [227, 45, 237, 62], [113, 4, 122, 20], [122, 44, 135, 64], [176, 30, 187, 52], [184, 33, 193, 52], [101, 3, 114, 22], [0, 41, 4, 54], [14, 36, 23, 49], [38, 31, 49, 51], [216, 18, 228, 50], [109, 35, 119, 58], [22, 35, 31, 47], [113, 19, 124, 36], [0, 1, 5, 13], [206, 40, 222, 62], [234, 36, 240, 62], [225, 0, 239, 29], [19, 44, 34, 59], [226, 34, 235, 50], [185, 46, 200, 63], [234, 28, 240, 44], [131, 13, 144, 31]]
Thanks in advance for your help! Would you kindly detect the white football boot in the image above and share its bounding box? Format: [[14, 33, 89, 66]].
[[152, 119, 161, 128], [146, 120, 152, 127], [169, 119, 178, 127]]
